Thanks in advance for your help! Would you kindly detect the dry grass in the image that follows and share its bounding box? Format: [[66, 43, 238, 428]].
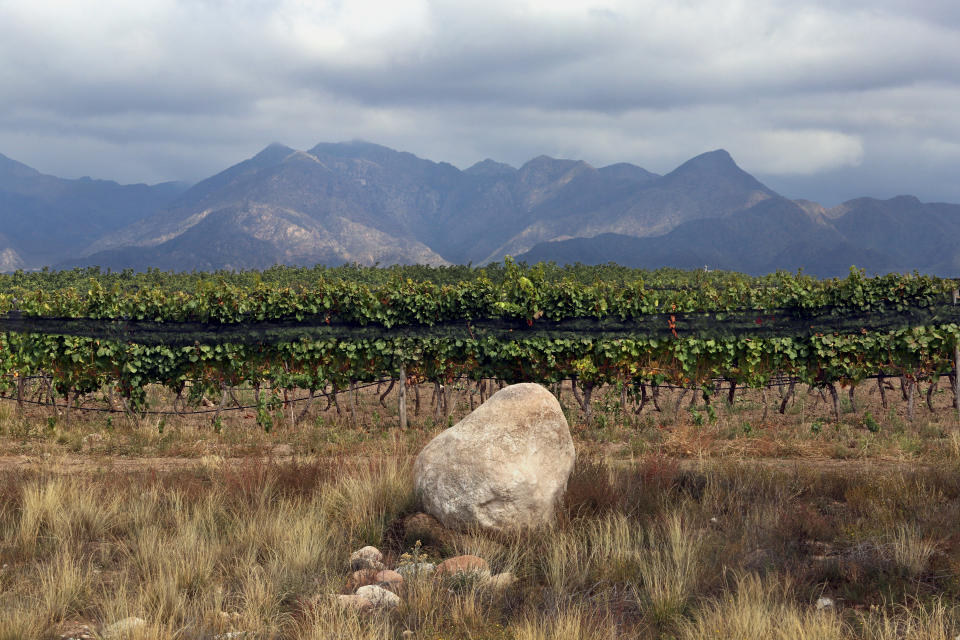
[[511, 605, 613, 640], [1, 409, 960, 637], [635, 510, 705, 623], [16, 456, 960, 638], [888, 524, 939, 578], [858, 598, 960, 640], [678, 573, 848, 640]]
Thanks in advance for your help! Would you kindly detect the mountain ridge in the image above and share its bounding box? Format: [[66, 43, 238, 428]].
[[1, 143, 957, 277]]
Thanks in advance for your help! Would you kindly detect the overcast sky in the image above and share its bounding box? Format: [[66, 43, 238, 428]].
[[1, 0, 959, 206]]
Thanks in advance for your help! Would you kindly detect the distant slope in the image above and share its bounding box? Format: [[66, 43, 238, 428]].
[[516, 193, 955, 277], [80, 141, 664, 270], [480, 149, 775, 263], [5, 142, 960, 276], [78, 142, 452, 269], [0, 152, 186, 268]]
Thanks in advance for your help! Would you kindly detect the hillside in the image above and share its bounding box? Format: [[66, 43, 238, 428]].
[[1, 143, 958, 276], [0, 153, 186, 268]]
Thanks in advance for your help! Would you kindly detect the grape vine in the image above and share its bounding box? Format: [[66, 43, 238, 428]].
[[0, 262, 956, 415]]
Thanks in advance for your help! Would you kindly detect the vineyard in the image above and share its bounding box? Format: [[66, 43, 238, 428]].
[[0, 261, 958, 424]]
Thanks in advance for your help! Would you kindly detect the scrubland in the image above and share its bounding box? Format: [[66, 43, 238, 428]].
[[0, 380, 958, 639]]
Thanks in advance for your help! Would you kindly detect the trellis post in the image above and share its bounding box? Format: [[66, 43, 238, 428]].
[[398, 362, 407, 430], [953, 288, 959, 411]]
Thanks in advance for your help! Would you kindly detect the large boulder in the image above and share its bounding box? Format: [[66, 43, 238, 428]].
[[413, 383, 575, 532]]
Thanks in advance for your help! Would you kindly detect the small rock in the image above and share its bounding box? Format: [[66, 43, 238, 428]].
[[396, 562, 435, 580], [485, 572, 516, 591], [403, 512, 446, 544], [374, 569, 404, 591], [213, 633, 249, 640], [435, 555, 491, 579], [709, 517, 719, 524], [816, 597, 835, 610], [350, 546, 385, 571], [345, 569, 380, 591], [58, 624, 95, 640], [334, 594, 374, 611], [101, 617, 147, 638], [355, 584, 401, 610]]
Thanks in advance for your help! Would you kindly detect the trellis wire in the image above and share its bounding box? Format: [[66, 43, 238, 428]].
[[0, 371, 950, 417]]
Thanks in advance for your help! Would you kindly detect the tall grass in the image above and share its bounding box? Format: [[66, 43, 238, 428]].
[[678, 573, 847, 640], [858, 598, 960, 640], [888, 524, 938, 577], [0, 457, 958, 638], [635, 510, 705, 623]]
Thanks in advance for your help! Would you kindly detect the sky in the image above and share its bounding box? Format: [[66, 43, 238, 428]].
[[1, 0, 959, 206]]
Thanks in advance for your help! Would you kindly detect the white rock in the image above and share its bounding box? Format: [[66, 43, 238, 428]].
[[101, 617, 146, 638], [816, 597, 835, 610], [334, 594, 374, 611], [396, 562, 435, 580], [355, 584, 401, 610], [414, 383, 575, 532], [349, 546, 384, 571]]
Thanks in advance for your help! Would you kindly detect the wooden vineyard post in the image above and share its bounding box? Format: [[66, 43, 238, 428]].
[[398, 363, 407, 430], [954, 288, 960, 411]]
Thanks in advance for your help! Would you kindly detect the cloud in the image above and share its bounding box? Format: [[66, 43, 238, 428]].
[[733, 129, 864, 175], [0, 0, 957, 204]]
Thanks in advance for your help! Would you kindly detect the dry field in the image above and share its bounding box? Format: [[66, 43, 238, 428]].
[[1, 380, 959, 639]]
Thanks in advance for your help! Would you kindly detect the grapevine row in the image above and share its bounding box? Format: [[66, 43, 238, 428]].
[[0, 263, 956, 416]]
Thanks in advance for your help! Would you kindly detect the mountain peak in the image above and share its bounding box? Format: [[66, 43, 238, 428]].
[[662, 148, 774, 195], [465, 158, 516, 177], [597, 162, 659, 183], [309, 140, 401, 160], [670, 149, 737, 174], [251, 143, 295, 166]]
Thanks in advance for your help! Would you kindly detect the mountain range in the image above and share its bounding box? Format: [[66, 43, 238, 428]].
[[1, 142, 959, 277]]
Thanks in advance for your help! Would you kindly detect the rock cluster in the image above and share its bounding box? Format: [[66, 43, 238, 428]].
[[333, 541, 516, 616]]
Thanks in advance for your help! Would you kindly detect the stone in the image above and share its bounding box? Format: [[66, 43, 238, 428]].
[[345, 569, 380, 591], [334, 594, 374, 611], [350, 546, 385, 571], [355, 584, 401, 610], [485, 572, 516, 591], [58, 624, 95, 640], [435, 555, 491, 579], [374, 569, 404, 591], [101, 617, 147, 638], [396, 562, 435, 580], [414, 383, 575, 532], [402, 512, 447, 545], [816, 597, 835, 610]]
